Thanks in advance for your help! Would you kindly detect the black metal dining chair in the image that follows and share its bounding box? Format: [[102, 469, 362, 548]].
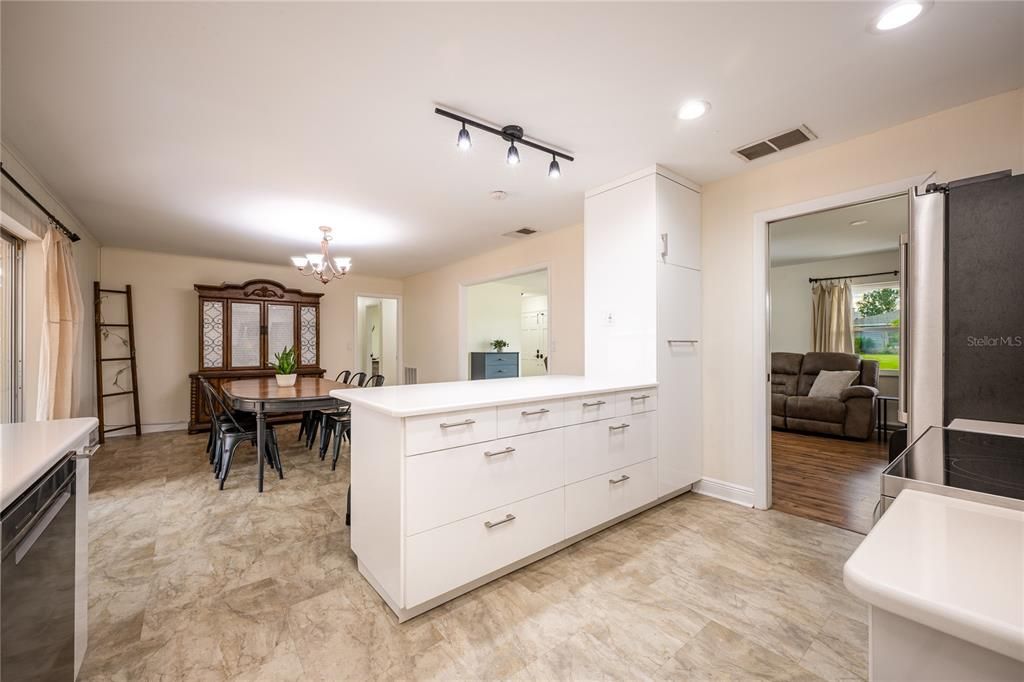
[[306, 370, 365, 450], [349, 371, 368, 387], [299, 369, 353, 443], [201, 377, 284, 489], [364, 374, 385, 387]]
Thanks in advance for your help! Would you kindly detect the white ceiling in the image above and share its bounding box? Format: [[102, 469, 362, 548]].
[[2, 2, 1022, 278], [770, 194, 907, 266]]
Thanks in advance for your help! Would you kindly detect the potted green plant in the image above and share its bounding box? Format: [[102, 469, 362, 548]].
[[270, 346, 297, 387], [490, 339, 509, 353]]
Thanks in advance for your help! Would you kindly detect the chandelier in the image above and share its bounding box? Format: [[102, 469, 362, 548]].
[[290, 226, 352, 284]]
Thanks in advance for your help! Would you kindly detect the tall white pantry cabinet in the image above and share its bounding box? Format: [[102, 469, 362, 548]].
[[584, 166, 702, 495]]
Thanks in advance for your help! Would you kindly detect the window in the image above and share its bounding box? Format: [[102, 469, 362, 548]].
[[852, 281, 900, 372], [1, 229, 24, 422]]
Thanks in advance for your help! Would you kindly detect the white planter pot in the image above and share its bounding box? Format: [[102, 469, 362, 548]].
[[275, 374, 297, 387]]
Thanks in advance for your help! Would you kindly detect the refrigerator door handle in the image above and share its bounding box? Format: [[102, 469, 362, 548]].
[[898, 231, 910, 425]]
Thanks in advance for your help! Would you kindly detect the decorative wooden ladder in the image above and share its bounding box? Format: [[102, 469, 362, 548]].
[[93, 282, 142, 443]]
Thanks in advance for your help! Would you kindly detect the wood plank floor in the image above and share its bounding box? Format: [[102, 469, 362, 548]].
[[771, 429, 889, 535]]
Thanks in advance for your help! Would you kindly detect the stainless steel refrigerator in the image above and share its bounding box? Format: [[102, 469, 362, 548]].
[[900, 171, 1024, 438]]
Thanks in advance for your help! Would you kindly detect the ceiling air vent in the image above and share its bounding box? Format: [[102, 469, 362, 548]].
[[503, 227, 538, 238], [733, 125, 817, 162]]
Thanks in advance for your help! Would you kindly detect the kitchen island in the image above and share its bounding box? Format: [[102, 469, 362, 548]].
[[331, 375, 687, 621]]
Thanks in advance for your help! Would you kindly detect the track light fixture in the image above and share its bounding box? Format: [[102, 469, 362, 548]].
[[548, 155, 560, 179], [435, 107, 574, 178], [506, 140, 520, 165], [457, 123, 472, 151]]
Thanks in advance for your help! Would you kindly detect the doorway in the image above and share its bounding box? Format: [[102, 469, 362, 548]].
[[461, 269, 549, 380], [355, 295, 400, 385], [767, 194, 906, 534]]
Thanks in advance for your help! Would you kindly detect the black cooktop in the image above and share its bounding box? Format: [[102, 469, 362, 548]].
[[891, 427, 1024, 501]]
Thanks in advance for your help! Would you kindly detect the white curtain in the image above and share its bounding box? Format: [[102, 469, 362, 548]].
[[36, 224, 84, 420], [811, 280, 854, 353]]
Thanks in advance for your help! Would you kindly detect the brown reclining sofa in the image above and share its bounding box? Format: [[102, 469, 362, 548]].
[[771, 352, 879, 440]]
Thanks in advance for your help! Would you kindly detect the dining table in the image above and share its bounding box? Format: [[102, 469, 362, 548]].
[[221, 376, 349, 492]]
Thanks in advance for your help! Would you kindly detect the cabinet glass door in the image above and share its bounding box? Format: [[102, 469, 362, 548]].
[[298, 305, 318, 367], [230, 302, 261, 368], [266, 304, 295, 367]]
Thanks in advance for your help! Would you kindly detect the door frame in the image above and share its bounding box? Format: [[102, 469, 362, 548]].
[[457, 264, 551, 381], [353, 292, 403, 383], [751, 173, 933, 510]]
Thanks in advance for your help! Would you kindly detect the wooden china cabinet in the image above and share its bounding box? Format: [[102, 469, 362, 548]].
[[187, 278, 326, 433]]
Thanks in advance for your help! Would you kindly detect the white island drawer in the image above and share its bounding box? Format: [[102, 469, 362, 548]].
[[496, 398, 566, 437], [565, 411, 657, 484], [565, 459, 657, 537], [565, 393, 617, 424], [404, 407, 497, 455], [405, 428, 564, 536], [616, 388, 657, 416], [404, 488, 565, 607]]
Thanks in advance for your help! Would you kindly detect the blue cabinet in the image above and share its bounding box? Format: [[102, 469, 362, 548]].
[[470, 352, 519, 380]]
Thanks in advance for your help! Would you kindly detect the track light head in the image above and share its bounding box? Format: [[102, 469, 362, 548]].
[[457, 123, 472, 151], [506, 142, 520, 166], [548, 156, 561, 179]]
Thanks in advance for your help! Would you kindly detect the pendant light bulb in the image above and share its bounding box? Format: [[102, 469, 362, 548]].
[[506, 141, 520, 166], [548, 156, 561, 179], [457, 123, 472, 151]]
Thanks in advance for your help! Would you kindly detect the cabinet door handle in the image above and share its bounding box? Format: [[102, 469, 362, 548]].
[[582, 400, 606, 408], [630, 395, 650, 401], [609, 474, 631, 485], [609, 423, 631, 431], [520, 408, 550, 417], [484, 513, 516, 529], [484, 447, 516, 458], [666, 339, 699, 344], [439, 419, 476, 429], [73, 444, 101, 460], [660, 233, 668, 258]]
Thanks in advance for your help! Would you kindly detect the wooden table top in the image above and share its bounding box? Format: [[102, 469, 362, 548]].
[[222, 376, 351, 402]]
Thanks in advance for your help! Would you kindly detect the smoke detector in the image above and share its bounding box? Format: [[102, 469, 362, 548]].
[[489, 190, 508, 201]]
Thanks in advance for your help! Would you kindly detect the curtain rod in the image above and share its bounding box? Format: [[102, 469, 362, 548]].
[[0, 163, 81, 242], [809, 270, 898, 284]]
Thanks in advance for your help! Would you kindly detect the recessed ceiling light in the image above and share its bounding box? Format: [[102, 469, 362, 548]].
[[849, 219, 869, 227], [677, 99, 710, 121], [875, 1, 923, 31], [490, 190, 508, 201]]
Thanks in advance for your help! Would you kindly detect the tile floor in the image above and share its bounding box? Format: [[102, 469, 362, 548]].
[[80, 426, 868, 681]]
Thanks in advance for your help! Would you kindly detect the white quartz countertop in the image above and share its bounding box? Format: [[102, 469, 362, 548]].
[[844, 489, 1024, 662], [330, 375, 657, 417], [1, 417, 97, 510]]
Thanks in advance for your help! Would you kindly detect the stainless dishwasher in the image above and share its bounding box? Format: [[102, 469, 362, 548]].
[[1, 454, 77, 681]]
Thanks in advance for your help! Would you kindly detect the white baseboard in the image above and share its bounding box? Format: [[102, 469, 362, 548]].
[[105, 422, 187, 438], [692, 477, 755, 507]]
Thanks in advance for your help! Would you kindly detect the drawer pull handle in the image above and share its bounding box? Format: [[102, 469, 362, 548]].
[[440, 419, 476, 429], [667, 339, 699, 344], [582, 400, 606, 408], [609, 474, 631, 485], [609, 423, 631, 431], [73, 443, 101, 460], [484, 447, 516, 458], [484, 513, 516, 529], [521, 408, 550, 417], [630, 395, 650, 401]]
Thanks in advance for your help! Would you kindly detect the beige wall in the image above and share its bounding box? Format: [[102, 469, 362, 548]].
[[702, 88, 1024, 489], [99, 247, 402, 429], [403, 224, 584, 385]]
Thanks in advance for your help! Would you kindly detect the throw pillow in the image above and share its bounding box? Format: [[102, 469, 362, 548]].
[[808, 370, 860, 399]]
